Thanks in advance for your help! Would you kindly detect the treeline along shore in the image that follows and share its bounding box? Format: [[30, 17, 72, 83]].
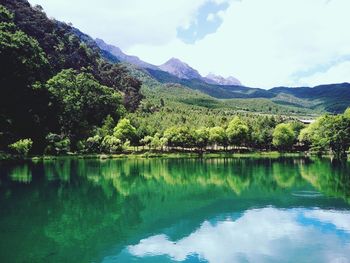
[[3, 108, 350, 160]]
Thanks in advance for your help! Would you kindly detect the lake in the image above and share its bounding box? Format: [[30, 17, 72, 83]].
[[0, 157, 350, 262]]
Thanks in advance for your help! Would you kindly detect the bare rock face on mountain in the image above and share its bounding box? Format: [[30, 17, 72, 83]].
[[95, 38, 157, 69], [95, 40, 243, 86], [159, 58, 202, 80], [204, 73, 242, 86]]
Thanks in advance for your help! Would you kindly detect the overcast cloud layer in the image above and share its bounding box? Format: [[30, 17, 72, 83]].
[[28, 0, 350, 88]]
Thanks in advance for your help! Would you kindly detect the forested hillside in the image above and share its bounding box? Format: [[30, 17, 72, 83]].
[[144, 68, 350, 113], [0, 0, 142, 152]]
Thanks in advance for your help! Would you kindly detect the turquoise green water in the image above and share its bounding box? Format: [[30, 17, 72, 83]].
[[0, 157, 350, 262]]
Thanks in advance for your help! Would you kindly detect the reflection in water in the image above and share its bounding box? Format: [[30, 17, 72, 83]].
[[8, 164, 32, 183], [127, 208, 350, 263], [0, 157, 349, 262]]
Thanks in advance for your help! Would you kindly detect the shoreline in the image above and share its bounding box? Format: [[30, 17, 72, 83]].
[[1, 151, 346, 162]]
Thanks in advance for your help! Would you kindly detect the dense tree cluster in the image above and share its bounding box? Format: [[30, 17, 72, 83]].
[[61, 114, 299, 155], [299, 109, 350, 158], [65, 108, 348, 159], [0, 3, 142, 153]]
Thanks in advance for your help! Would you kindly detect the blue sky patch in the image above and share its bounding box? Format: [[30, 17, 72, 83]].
[[177, 1, 229, 44]]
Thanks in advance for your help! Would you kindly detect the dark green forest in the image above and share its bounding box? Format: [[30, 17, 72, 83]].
[[0, 1, 142, 153], [1, 1, 350, 159]]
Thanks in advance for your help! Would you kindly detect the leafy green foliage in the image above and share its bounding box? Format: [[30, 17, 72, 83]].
[[85, 135, 102, 153], [209, 127, 227, 148], [194, 128, 210, 150], [164, 126, 195, 148], [101, 135, 122, 153], [299, 108, 350, 158], [113, 118, 137, 144], [0, 6, 50, 149], [44, 133, 70, 155], [0, 5, 13, 22], [226, 117, 249, 146], [45, 69, 124, 144], [272, 124, 296, 151], [0, 3, 142, 153], [8, 138, 33, 156], [96, 62, 143, 112]]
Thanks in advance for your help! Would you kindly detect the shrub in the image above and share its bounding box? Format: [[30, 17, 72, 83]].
[[101, 135, 122, 153], [9, 139, 33, 156], [44, 133, 70, 155]]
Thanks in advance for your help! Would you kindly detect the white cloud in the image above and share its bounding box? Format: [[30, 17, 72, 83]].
[[128, 0, 350, 88], [127, 208, 350, 263], [298, 61, 350, 87], [304, 209, 350, 232], [28, 0, 211, 49]]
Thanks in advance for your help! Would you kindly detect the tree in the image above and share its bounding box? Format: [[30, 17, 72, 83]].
[[326, 115, 350, 158], [0, 6, 50, 149], [194, 128, 209, 151], [226, 116, 249, 147], [97, 62, 143, 112], [287, 121, 305, 144], [344, 107, 350, 119], [140, 136, 153, 150], [150, 134, 161, 150], [248, 116, 275, 150], [299, 112, 350, 158], [163, 126, 195, 149], [45, 69, 124, 145], [101, 135, 122, 153], [44, 133, 70, 155], [85, 135, 102, 153], [0, 5, 13, 22], [9, 139, 33, 156], [209, 127, 227, 149], [298, 119, 326, 154], [113, 118, 137, 144], [272, 123, 296, 151], [0, 4, 144, 154], [97, 115, 115, 137]]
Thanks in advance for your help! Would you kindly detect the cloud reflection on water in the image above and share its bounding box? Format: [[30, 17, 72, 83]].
[[128, 208, 350, 263]]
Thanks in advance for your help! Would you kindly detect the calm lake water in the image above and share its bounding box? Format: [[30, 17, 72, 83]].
[[0, 157, 350, 263]]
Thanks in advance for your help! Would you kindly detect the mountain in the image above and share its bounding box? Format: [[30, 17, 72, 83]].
[[144, 67, 273, 99], [204, 73, 242, 86], [79, 25, 350, 114], [270, 83, 350, 113], [270, 83, 350, 99], [158, 58, 202, 80], [69, 29, 120, 63], [95, 38, 157, 69], [95, 40, 244, 85]]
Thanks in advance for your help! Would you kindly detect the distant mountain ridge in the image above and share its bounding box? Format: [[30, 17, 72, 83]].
[[95, 38, 158, 69], [95, 39, 242, 86], [94, 34, 350, 114], [204, 73, 242, 86]]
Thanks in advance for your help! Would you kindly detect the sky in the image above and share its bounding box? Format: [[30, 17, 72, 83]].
[[28, 0, 350, 88]]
